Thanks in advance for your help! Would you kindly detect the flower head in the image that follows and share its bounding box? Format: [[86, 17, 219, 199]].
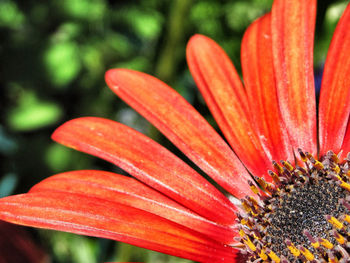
[[1, 0, 350, 262]]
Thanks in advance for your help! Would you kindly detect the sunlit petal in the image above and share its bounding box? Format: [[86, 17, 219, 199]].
[[271, 0, 317, 155], [319, 3, 350, 156], [241, 13, 293, 164], [187, 34, 273, 181], [0, 193, 238, 263], [52, 117, 238, 225], [31, 170, 238, 244], [105, 69, 256, 197]]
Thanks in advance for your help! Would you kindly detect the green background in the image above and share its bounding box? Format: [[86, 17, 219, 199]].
[[0, 0, 347, 262]]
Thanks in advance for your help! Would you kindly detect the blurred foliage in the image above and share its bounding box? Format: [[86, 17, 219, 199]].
[[0, 0, 347, 262]]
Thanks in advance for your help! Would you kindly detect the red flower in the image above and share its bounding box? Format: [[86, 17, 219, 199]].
[[1, 0, 350, 262]]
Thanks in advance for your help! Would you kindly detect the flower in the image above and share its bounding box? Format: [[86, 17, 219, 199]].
[[1, 0, 350, 262]]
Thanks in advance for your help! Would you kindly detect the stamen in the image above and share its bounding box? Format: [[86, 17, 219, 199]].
[[326, 215, 343, 230], [298, 245, 315, 261], [257, 248, 268, 261], [340, 181, 350, 192], [248, 180, 260, 195], [285, 239, 301, 257], [272, 160, 284, 175], [266, 248, 280, 263], [281, 160, 294, 172], [268, 170, 281, 185], [243, 236, 257, 252], [297, 148, 308, 162], [318, 237, 334, 249], [303, 230, 319, 249], [332, 230, 345, 245]]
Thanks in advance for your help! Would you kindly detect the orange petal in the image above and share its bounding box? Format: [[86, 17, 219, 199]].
[[319, 3, 350, 156], [105, 69, 255, 197], [186, 34, 273, 181], [241, 13, 293, 164], [52, 117, 237, 225], [31, 170, 238, 244], [271, 0, 317, 155], [0, 192, 237, 263]]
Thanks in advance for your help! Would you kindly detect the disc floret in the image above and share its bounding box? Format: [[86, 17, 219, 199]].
[[238, 150, 350, 263]]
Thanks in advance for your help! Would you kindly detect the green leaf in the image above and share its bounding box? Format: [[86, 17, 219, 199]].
[[7, 90, 62, 131], [0, 1, 25, 29], [60, 0, 106, 21], [44, 41, 81, 87]]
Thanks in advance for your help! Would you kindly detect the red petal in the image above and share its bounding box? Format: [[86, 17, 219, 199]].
[[0, 193, 237, 263], [186, 34, 273, 181], [271, 0, 317, 155], [52, 117, 237, 225], [30, 170, 238, 244], [241, 13, 293, 164], [319, 3, 350, 156], [341, 121, 350, 155], [105, 69, 255, 197]]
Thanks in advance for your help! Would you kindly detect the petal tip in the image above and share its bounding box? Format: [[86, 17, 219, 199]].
[[187, 34, 212, 47], [105, 68, 124, 88]]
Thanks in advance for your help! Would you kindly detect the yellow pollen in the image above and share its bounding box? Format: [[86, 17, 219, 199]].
[[240, 218, 253, 228], [319, 238, 334, 249], [258, 249, 268, 260], [268, 170, 281, 184], [305, 152, 314, 160], [243, 237, 256, 252], [281, 160, 294, 171], [272, 161, 284, 174], [255, 177, 271, 194], [249, 183, 259, 195], [247, 196, 259, 208], [267, 249, 280, 263], [299, 246, 314, 261], [239, 229, 245, 237], [329, 151, 340, 163], [334, 231, 345, 244], [311, 241, 320, 249], [313, 160, 324, 170], [340, 181, 350, 192], [333, 165, 341, 174], [327, 216, 343, 230], [241, 200, 251, 213], [286, 241, 301, 257], [297, 148, 308, 162]]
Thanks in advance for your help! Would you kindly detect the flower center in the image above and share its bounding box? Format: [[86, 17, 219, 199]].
[[238, 150, 350, 262]]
